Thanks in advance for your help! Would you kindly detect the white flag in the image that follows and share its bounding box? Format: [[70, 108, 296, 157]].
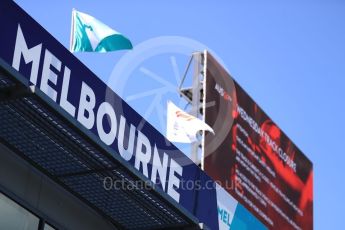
[[166, 101, 214, 143]]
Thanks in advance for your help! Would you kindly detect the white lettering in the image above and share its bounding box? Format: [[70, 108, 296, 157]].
[[77, 82, 95, 129], [12, 24, 42, 85], [10, 25, 184, 202], [118, 115, 136, 161], [167, 158, 182, 202], [60, 66, 76, 117], [96, 102, 117, 146], [151, 145, 168, 190], [40, 49, 60, 102], [134, 131, 152, 178]]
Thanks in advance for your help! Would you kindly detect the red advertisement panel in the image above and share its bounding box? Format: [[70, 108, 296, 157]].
[[203, 52, 313, 230]]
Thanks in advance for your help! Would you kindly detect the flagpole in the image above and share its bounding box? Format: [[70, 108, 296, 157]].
[[201, 50, 207, 170], [190, 52, 202, 165], [69, 8, 75, 52]]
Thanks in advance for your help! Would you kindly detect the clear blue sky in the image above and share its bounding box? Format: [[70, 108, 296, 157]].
[[14, 0, 345, 229]]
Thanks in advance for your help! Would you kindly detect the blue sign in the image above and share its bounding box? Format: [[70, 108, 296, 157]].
[[0, 2, 268, 229], [0, 1, 220, 229]]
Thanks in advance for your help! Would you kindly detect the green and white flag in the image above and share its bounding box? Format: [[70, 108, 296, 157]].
[[70, 9, 133, 52]]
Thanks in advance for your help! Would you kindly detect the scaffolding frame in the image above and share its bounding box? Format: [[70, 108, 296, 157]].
[[178, 50, 207, 168]]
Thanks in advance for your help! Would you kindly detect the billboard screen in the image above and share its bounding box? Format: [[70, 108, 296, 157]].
[[204, 52, 313, 230]]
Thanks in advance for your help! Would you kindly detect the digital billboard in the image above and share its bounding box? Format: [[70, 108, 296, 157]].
[[204, 52, 313, 230]]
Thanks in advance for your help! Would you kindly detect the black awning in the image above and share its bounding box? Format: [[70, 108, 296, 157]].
[[0, 67, 200, 230]]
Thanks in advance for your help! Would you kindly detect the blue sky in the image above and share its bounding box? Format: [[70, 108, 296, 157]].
[[14, 0, 345, 229]]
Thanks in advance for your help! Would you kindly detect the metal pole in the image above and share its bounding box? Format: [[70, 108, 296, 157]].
[[178, 55, 194, 91], [201, 50, 207, 170], [190, 52, 202, 164]]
